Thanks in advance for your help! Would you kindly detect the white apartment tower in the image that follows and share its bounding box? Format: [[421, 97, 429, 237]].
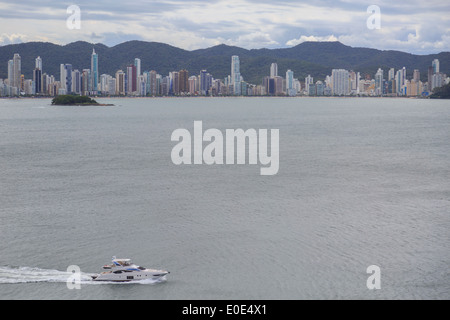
[[231, 55, 241, 95]]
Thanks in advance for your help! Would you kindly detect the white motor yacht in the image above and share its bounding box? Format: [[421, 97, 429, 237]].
[[91, 257, 169, 282]]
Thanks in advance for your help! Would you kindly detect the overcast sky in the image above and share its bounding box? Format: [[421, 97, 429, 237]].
[[0, 0, 449, 54]]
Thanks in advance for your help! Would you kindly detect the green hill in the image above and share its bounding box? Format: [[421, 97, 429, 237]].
[[0, 41, 448, 85]]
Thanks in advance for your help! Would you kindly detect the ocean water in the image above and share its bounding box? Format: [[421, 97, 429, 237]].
[[0, 97, 449, 300]]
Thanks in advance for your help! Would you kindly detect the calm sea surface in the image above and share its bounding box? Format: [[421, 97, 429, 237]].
[[0, 97, 449, 300]]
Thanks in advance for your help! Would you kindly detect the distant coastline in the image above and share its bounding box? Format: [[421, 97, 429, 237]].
[[0, 95, 440, 100]]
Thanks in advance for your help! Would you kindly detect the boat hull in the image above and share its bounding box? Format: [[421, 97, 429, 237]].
[[91, 271, 169, 282]]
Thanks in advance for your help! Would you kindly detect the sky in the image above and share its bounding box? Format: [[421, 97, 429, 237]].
[[0, 0, 449, 54]]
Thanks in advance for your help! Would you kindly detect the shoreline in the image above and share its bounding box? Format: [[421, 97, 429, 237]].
[[0, 95, 436, 100]]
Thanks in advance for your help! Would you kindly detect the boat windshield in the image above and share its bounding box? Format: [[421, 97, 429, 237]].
[[113, 259, 132, 266]]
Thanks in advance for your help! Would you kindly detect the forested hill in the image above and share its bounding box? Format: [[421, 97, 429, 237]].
[[0, 40, 448, 84]]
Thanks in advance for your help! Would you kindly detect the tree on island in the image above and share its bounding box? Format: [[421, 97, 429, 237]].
[[51, 95, 99, 105], [429, 83, 450, 99]]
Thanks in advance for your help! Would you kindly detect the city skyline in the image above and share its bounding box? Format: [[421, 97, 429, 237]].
[[1, 46, 448, 97], [0, 1, 449, 55]]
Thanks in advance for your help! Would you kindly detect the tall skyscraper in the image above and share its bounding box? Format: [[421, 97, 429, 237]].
[[179, 69, 189, 94], [171, 71, 180, 95], [63, 64, 73, 94], [200, 70, 211, 96], [286, 69, 295, 96], [134, 58, 141, 77], [413, 69, 420, 82], [305, 75, 314, 95], [60, 64, 66, 90], [7, 60, 14, 87], [231, 55, 241, 95], [375, 68, 384, 96], [147, 71, 158, 96], [35, 56, 42, 71], [12, 54, 21, 89], [126, 65, 137, 93], [134, 58, 141, 89], [432, 59, 440, 74], [91, 49, 99, 93], [270, 63, 278, 78], [388, 68, 395, 81], [395, 67, 406, 95], [274, 76, 283, 96], [72, 69, 81, 94], [115, 70, 126, 95], [428, 66, 433, 89], [82, 69, 91, 95], [431, 73, 445, 91], [331, 69, 350, 96], [33, 68, 42, 94]]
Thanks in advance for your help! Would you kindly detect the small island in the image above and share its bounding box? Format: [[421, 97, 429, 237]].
[[51, 95, 114, 106]]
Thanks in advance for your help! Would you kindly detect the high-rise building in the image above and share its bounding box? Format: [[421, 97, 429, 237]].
[[100, 74, 113, 94], [179, 69, 189, 94], [138, 75, 146, 96], [274, 76, 283, 96], [7, 60, 14, 87], [431, 73, 445, 91], [316, 81, 324, 96], [134, 58, 141, 77], [432, 59, 440, 74], [63, 64, 73, 94], [231, 55, 241, 95], [413, 69, 420, 82], [286, 69, 295, 96], [388, 68, 395, 81], [35, 56, 42, 71], [126, 65, 137, 94], [170, 71, 180, 95], [270, 63, 278, 78], [395, 67, 407, 95], [82, 69, 91, 95], [305, 75, 314, 95], [60, 64, 66, 90], [188, 76, 197, 95], [33, 68, 42, 94], [349, 71, 360, 94], [428, 66, 433, 89], [149, 71, 158, 96], [115, 70, 126, 95], [72, 69, 81, 94], [375, 68, 384, 96], [161, 76, 170, 96], [200, 70, 211, 96], [91, 49, 99, 93], [331, 69, 350, 96], [11, 54, 21, 89]]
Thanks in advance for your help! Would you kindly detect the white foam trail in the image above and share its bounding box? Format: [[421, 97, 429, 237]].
[[0, 266, 93, 284], [0, 266, 166, 285]]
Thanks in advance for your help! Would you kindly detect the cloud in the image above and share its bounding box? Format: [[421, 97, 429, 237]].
[[225, 32, 279, 49], [286, 35, 339, 46], [0, 0, 448, 53], [0, 33, 28, 45]]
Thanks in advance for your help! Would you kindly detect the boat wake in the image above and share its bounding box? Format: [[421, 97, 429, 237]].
[[0, 266, 166, 285]]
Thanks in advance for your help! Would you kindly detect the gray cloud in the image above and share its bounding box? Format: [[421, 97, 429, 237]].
[[0, 0, 448, 53]]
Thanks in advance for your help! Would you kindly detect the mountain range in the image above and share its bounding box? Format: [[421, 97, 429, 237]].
[[0, 41, 448, 85]]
